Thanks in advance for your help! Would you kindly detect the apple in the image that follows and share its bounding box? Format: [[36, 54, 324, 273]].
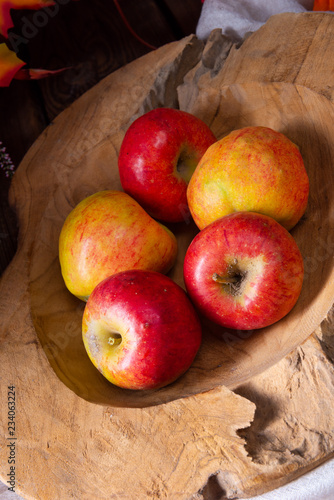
[[183, 211, 304, 331], [59, 190, 177, 301], [187, 126, 309, 231], [82, 269, 202, 390], [118, 107, 216, 223]]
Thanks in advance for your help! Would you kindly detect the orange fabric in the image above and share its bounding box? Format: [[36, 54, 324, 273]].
[[0, 0, 55, 36], [0, 43, 25, 86], [0, 0, 75, 86], [313, 0, 334, 10]]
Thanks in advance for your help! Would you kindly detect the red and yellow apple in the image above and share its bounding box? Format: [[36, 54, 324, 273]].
[[187, 126, 309, 230], [59, 190, 177, 301], [82, 269, 202, 390], [118, 107, 216, 223], [183, 211, 304, 331]]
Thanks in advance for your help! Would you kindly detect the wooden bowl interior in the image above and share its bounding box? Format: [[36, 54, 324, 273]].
[[29, 81, 334, 407]]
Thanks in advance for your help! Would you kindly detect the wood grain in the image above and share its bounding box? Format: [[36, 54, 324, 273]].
[[2, 12, 334, 500]]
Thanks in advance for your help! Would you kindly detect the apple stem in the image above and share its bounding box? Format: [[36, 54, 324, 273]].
[[212, 273, 239, 285]]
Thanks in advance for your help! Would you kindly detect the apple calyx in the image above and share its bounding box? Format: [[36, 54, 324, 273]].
[[108, 332, 122, 347], [212, 260, 246, 296]]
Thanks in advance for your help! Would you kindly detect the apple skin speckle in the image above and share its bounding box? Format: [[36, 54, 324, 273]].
[[59, 190, 178, 300], [187, 126, 309, 231], [82, 270, 202, 391], [118, 108, 216, 223], [183, 211, 304, 331]]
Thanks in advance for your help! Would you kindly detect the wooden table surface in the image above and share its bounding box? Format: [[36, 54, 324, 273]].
[[0, 0, 203, 278]]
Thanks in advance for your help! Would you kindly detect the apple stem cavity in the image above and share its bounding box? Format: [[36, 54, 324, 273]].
[[212, 261, 245, 296], [176, 149, 195, 184], [212, 272, 243, 295]]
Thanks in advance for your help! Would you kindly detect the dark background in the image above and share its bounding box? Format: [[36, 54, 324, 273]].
[[0, 0, 203, 275]]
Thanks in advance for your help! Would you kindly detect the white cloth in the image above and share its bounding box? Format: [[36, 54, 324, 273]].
[[247, 458, 334, 500], [196, 0, 315, 41], [196, 2, 334, 498]]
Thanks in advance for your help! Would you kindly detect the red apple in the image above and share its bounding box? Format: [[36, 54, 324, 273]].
[[183, 212, 304, 331], [118, 107, 216, 223], [187, 126, 309, 230], [59, 190, 177, 301], [82, 270, 202, 390]]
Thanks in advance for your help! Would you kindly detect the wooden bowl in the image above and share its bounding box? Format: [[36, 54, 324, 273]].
[[28, 78, 334, 408], [3, 14, 334, 499]]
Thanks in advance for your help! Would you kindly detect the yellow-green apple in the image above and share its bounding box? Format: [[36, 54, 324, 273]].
[[82, 269, 202, 390], [59, 190, 177, 301], [183, 211, 304, 331], [187, 126, 309, 230], [118, 107, 216, 223]]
